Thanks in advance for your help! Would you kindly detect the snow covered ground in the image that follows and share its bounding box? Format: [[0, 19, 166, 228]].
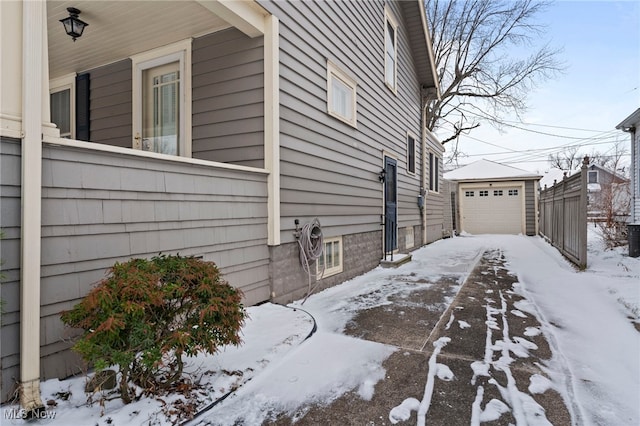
[[2, 231, 638, 425]]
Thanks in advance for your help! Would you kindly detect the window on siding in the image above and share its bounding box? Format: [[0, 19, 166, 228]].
[[384, 8, 398, 91], [50, 74, 76, 139], [317, 236, 343, 277], [407, 134, 416, 174], [327, 61, 357, 127], [588, 170, 598, 183], [131, 40, 192, 157], [465, 191, 474, 197], [508, 189, 519, 196], [429, 152, 440, 192], [479, 190, 489, 197]]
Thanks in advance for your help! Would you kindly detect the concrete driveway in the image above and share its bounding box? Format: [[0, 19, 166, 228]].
[[268, 248, 575, 425]]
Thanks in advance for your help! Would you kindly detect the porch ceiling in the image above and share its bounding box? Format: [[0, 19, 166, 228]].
[[47, 1, 231, 80]]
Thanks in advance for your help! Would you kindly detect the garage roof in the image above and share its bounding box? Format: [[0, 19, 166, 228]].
[[444, 159, 541, 182]]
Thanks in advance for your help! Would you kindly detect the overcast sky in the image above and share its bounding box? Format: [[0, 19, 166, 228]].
[[436, 0, 640, 174]]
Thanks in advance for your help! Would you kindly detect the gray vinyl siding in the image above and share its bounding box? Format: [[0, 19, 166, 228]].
[[192, 29, 265, 168], [634, 130, 640, 222], [85, 30, 265, 168], [89, 59, 133, 148], [0, 138, 269, 398], [425, 133, 445, 243], [260, 0, 424, 243], [628, 128, 640, 223], [525, 180, 536, 236], [441, 179, 456, 237]]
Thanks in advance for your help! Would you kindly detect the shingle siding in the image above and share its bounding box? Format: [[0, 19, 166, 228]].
[[0, 138, 270, 399]]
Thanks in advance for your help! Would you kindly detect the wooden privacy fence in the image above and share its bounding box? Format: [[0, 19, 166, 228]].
[[539, 157, 589, 268]]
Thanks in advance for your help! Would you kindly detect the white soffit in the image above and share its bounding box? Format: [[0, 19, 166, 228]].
[[47, 1, 231, 79]]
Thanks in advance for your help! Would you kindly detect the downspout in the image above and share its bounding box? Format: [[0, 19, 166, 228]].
[[420, 97, 428, 245], [20, 0, 45, 415]]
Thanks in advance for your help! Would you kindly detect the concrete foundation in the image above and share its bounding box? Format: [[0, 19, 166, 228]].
[[270, 230, 382, 304]]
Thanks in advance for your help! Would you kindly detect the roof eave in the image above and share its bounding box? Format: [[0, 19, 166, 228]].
[[417, 0, 441, 99], [616, 108, 640, 130], [446, 176, 543, 183]]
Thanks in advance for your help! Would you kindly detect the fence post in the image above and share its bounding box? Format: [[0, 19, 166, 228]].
[[552, 179, 557, 245], [559, 172, 571, 251], [579, 156, 589, 268]]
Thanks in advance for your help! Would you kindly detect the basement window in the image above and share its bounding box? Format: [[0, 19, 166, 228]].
[[317, 236, 343, 278]]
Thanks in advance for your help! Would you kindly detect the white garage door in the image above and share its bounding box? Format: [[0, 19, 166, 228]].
[[460, 186, 523, 234]]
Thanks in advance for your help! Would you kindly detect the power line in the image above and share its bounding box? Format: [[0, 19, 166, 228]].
[[453, 106, 620, 141], [498, 120, 609, 132]]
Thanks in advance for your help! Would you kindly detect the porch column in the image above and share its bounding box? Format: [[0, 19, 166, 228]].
[[0, 1, 23, 138], [20, 0, 45, 414]]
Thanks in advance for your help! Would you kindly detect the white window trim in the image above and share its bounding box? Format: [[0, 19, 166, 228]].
[[406, 131, 417, 175], [131, 39, 192, 157], [384, 6, 399, 93], [327, 60, 357, 127], [49, 73, 76, 139], [317, 236, 344, 278]]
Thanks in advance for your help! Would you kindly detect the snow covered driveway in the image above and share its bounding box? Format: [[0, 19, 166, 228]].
[[200, 234, 639, 425]]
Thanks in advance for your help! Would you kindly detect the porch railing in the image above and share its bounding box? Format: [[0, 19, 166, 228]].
[[383, 215, 397, 261]]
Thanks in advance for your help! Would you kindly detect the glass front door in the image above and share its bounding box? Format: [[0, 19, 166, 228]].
[[142, 62, 180, 155]]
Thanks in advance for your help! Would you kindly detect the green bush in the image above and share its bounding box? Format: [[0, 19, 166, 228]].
[[61, 254, 245, 403]]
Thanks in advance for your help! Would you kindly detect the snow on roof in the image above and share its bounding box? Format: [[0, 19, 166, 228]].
[[539, 168, 571, 189], [443, 159, 541, 181]]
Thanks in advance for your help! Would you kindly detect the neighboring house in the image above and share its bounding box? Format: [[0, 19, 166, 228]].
[[0, 0, 442, 406], [443, 159, 541, 235], [616, 108, 640, 257], [539, 167, 571, 190], [585, 163, 630, 222]]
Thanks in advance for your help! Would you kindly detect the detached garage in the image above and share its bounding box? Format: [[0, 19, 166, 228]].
[[444, 159, 541, 235]]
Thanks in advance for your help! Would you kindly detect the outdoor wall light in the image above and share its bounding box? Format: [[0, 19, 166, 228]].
[[379, 169, 386, 182], [60, 7, 88, 41]]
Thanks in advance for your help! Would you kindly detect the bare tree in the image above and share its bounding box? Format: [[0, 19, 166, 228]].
[[548, 146, 581, 171], [548, 141, 630, 175], [591, 142, 631, 248], [425, 0, 563, 145]]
